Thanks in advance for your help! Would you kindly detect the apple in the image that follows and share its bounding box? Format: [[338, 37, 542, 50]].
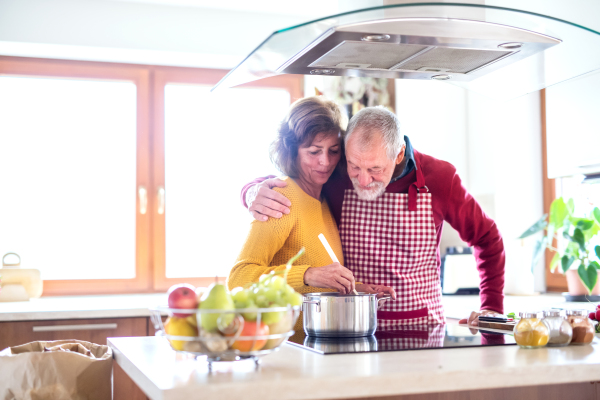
[[167, 284, 198, 317], [595, 310, 600, 321]]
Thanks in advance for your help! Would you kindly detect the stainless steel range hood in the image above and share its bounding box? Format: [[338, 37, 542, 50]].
[[212, 2, 600, 99], [280, 18, 559, 82]]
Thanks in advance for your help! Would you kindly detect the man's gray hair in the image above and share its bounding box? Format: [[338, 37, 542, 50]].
[[344, 106, 405, 160]]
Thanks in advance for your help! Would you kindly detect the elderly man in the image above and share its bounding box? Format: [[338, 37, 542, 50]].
[[242, 106, 504, 327]]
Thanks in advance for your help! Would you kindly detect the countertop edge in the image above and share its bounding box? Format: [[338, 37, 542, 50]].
[[108, 336, 600, 400], [109, 338, 163, 400]]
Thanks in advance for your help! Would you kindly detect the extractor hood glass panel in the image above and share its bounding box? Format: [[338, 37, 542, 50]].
[[212, 2, 600, 100]]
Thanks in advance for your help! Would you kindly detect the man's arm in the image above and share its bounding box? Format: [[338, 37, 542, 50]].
[[241, 176, 292, 221], [443, 171, 505, 315], [240, 176, 274, 208]]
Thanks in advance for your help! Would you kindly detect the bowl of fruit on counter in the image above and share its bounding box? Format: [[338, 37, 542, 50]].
[[149, 251, 304, 364]]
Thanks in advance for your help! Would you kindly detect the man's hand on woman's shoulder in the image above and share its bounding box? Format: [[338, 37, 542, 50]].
[[247, 178, 292, 221]]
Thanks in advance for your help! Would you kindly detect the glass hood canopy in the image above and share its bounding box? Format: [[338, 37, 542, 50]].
[[212, 1, 600, 100]]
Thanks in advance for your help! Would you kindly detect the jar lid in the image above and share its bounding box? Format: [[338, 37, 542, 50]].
[[566, 309, 587, 316], [519, 311, 543, 318], [543, 310, 565, 317]]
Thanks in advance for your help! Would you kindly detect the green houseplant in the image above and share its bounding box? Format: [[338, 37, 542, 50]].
[[519, 197, 600, 295]]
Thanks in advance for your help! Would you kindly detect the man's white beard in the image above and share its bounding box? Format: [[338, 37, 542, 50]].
[[351, 177, 387, 201]]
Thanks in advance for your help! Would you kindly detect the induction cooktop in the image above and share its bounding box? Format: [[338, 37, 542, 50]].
[[286, 324, 516, 355]]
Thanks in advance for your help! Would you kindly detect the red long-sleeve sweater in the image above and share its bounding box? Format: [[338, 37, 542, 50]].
[[241, 149, 505, 313]]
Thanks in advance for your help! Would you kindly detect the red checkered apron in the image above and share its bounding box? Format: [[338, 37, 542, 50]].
[[375, 324, 445, 349], [340, 152, 444, 328]]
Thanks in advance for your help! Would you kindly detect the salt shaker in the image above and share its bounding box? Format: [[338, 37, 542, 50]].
[[542, 310, 572, 347]]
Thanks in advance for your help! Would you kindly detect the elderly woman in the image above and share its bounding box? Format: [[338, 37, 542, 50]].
[[228, 96, 394, 305]]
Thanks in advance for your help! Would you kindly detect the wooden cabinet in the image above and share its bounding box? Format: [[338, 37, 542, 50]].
[[0, 317, 149, 400], [148, 315, 167, 337]]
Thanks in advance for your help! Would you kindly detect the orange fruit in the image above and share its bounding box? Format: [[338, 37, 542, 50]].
[[229, 321, 269, 352]]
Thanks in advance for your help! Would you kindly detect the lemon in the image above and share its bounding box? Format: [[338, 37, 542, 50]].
[[185, 314, 198, 329], [165, 316, 198, 351]]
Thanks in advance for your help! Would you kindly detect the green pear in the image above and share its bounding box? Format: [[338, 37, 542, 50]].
[[198, 283, 235, 332]]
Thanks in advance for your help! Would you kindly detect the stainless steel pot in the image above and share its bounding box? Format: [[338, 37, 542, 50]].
[[302, 292, 390, 338]]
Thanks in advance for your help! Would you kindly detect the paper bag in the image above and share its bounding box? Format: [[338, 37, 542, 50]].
[[0, 339, 112, 400]]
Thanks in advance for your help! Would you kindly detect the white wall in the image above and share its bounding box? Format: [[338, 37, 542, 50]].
[[0, 0, 308, 68], [396, 80, 545, 293], [466, 91, 544, 294], [395, 80, 469, 184]]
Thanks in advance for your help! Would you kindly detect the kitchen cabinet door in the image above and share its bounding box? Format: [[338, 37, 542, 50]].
[[0, 317, 149, 400], [546, 69, 600, 178]]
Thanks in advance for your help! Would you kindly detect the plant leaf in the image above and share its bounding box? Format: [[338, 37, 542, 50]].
[[573, 228, 586, 252], [593, 207, 600, 225], [596, 245, 600, 261], [531, 237, 546, 273], [566, 198, 575, 215], [549, 198, 567, 229], [565, 241, 580, 258], [578, 262, 598, 295], [518, 214, 548, 239], [549, 252, 561, 273], [561, 255, 575, 273], [583, 222, 600, 242], [575, 219, 595, 231]]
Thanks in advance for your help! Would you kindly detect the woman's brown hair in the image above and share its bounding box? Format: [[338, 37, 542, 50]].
[[270, 96, 347, 178]]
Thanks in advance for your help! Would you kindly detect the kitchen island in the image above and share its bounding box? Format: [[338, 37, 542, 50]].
[[108, 325, 600, 400]]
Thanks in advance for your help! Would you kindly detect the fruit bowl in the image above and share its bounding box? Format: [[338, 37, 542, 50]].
[[149, 305, 300, 365]]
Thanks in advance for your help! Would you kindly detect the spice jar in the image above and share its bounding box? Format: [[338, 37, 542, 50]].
[[513, 312, 550, 349], [566, 310, 595, 345], [542, 310, 572, 347]]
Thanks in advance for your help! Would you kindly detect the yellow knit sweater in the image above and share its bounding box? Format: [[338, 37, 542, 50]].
[[228, 177, 344, 332]]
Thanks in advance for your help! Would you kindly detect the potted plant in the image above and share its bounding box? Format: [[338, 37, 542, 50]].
[[519, 197, 600, 295]]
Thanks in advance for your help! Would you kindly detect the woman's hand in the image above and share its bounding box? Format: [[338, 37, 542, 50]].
[[304, 263, 356, 294]]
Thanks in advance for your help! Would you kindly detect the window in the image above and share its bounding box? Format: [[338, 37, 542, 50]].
[[151, 68, 302, 291], [556, 176, 600, 212], [0, 76, 137, 280], [0, 57, 303, 294], [163, 84, 289, 279]]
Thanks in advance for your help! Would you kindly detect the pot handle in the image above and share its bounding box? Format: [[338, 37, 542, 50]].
[[303, 299, 321, 313], [376, 294, 393, 309], [371, 294, 392, 301]]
